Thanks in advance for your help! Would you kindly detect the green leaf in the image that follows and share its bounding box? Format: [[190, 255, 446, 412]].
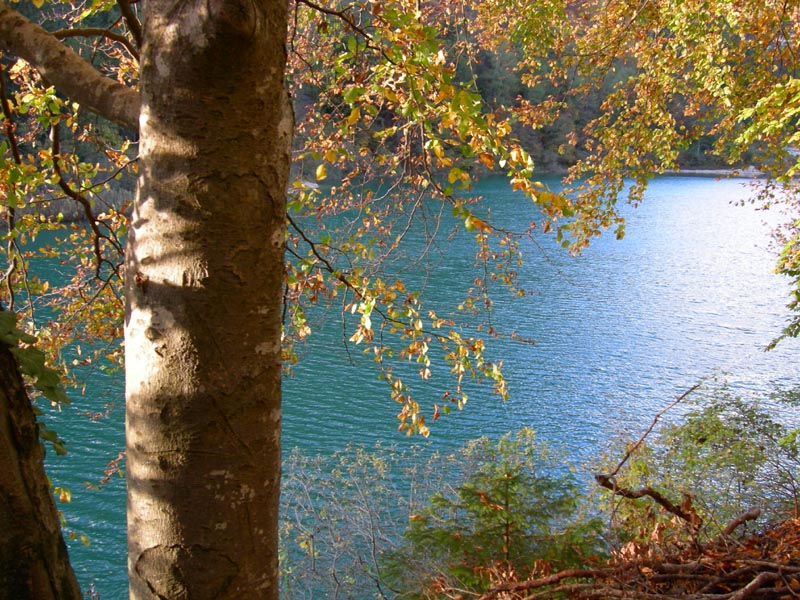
[[342, 86, 365, 105]]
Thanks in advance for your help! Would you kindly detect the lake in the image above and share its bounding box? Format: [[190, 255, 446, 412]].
[[43, 175, 800, 598]]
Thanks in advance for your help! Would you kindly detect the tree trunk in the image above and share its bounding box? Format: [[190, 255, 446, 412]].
[[0, 336, 82, 600], [124, 2, 291, 599]]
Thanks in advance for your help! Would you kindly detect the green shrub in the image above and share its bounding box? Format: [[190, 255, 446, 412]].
[[381, 429, 605, 598]]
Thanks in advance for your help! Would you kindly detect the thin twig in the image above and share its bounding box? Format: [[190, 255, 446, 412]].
[[52, 26, 139, 60], [49, 122, 123, 280], [601, 382, 702, 480], [0, 60, 20, 310], [295, 0, 371, 40]]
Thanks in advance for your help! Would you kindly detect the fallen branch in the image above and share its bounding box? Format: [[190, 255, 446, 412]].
[[475, 519, 800, 599], [476, 568, 610, 599], [593, 383, 704, 532], [720, 508, 761, 539], [594, 475, 702, 532]]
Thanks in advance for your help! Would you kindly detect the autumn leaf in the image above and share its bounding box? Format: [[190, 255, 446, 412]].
[[465, 214, 492, 233], [478, 152, 495, 169]]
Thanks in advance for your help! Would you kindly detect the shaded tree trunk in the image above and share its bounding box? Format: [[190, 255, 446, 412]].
[[0, 333, 82, 600], [124, 2, 292, 599]]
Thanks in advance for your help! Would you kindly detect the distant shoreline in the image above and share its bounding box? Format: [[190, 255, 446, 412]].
[[662, 166, 764, 178], [534, 165, 765, 179]]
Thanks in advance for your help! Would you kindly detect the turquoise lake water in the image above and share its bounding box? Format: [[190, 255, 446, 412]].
[[41, 175, 800, 598]]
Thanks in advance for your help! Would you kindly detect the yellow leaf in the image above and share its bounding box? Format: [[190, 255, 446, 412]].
[[448, 168, 460, 184], [347, 107, 360, 125], [55, 487, 71, 502], [31, 0, 45, 7], [478, 152, 495, 169], [442, 111, 458, 129], [465, 215, 492, 233], [315, 164, 327, 180]]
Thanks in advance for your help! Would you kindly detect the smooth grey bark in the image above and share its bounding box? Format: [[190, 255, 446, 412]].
[[0, 331, 82, 600], [125, 1, 291, 599], [0, 1, 140, 131], [0, 1, 292, 596]]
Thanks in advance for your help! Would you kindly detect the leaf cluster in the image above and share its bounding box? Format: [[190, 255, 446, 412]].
[[0, 308, 70, 454]]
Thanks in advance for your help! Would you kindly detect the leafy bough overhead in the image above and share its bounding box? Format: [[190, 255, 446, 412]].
[[2, 0, 573, 439], [0, 1, 139, 131], [286, 0, 800, 436], [285, 0, 575, 434], [3, 1, 800, 443], [475, 0, 800, 342]]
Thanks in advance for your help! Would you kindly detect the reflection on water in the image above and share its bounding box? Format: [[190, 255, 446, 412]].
[[45, 176, 800, 597]]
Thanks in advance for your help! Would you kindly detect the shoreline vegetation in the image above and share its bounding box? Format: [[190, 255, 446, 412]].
[[665, 165, 764, 178]]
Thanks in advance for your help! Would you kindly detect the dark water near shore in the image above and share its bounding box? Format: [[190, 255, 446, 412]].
[[43, 175, 800, 598]]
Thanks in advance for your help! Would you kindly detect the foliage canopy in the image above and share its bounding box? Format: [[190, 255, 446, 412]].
[[2, 0, 800, 596], [3, 0, 800, 436]]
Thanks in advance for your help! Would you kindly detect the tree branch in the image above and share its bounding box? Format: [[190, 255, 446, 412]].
[[720, 508, 761, 540], [49, 121, 124, 280], [116, 0, 142, 48], [477, 568, 609, 599], [0, 1, 139, 130], [593, 383, 706, 532], [0, 61, 20, 310], [52, 26, 139, 61], [594, 476, 703, 531], [295, 0, 371, 39], [600, 382, 702, 480]]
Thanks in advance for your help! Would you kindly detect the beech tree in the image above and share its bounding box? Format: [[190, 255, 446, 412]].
[[124, 1, 292, 597], [1, 0, 292, 597]]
